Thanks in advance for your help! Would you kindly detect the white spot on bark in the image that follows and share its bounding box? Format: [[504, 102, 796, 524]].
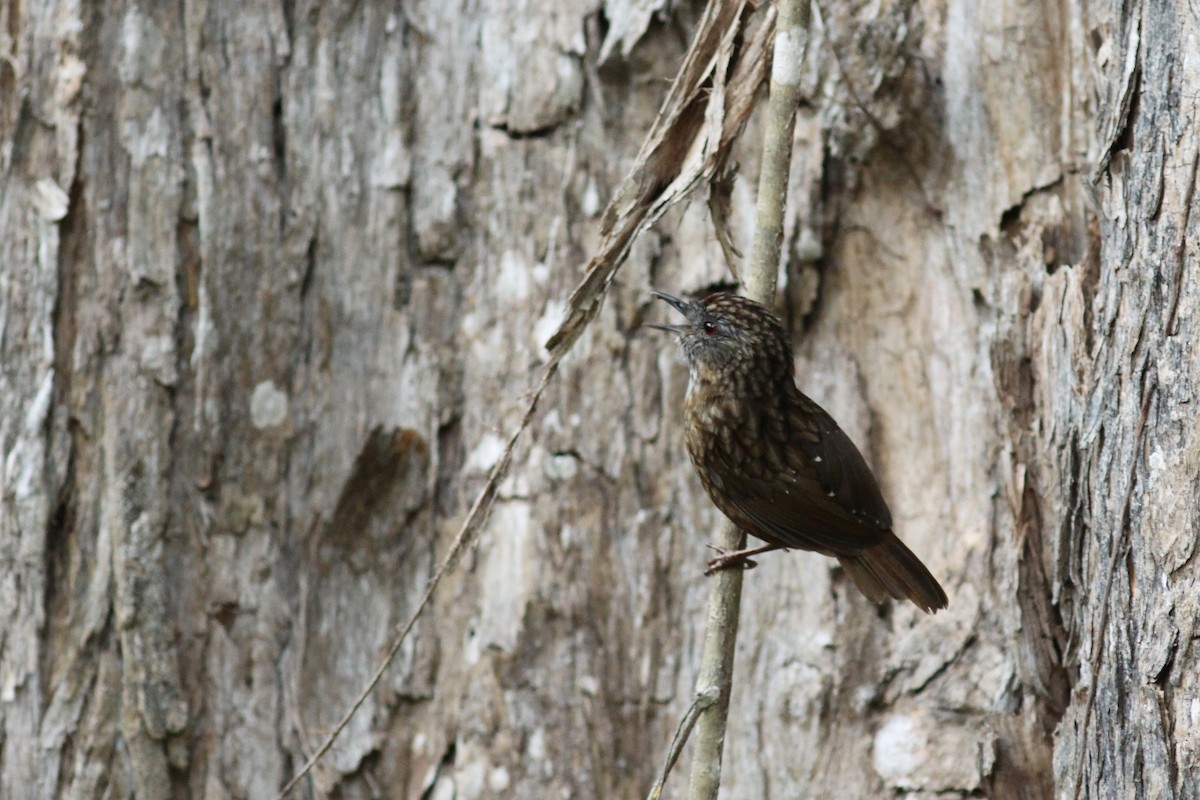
[[488, 767, 511, 792], [119, 8, 143, 82], [24, 370, 54, 435], [455, 752, 487, 799], [373, 134, 411, 189], [476, 502, 535, 653], [56, 54, 86, 107], [527, 726, 553, 776], [873, 714, 923, 779], [544, 452, 578, 481], [872, 709, 989, 791], [31, 179, 69, 221], [528, 726, 547, 760], [132, 107, 170, 163], [498, 249, 531, 301], [581, 175, 601, 216], [852, 685, 876, 714], [140, 335, 177, 385], [428, 774, 455, 800], [249, 381, 288, 429], [467, 433, 506, 473], [374, 35, 411, 189]]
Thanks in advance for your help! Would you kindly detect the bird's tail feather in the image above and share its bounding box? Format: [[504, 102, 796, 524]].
[[838, 532, 948, 613]]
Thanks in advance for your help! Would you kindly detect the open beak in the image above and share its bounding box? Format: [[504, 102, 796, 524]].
[[644, 320, 689, 334], [645, 291, 694, 334]]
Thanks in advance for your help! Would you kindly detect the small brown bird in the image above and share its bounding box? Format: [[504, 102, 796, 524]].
[[649, 290, 948, 613]]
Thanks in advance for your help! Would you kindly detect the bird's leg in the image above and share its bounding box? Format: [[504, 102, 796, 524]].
[[704, 543, 784, 576]]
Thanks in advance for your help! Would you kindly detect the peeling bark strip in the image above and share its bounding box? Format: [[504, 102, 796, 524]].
[[2, 0, 1199, 798]]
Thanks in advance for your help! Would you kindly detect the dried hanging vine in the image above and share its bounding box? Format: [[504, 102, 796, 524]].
[[276, 1, 773, 795]]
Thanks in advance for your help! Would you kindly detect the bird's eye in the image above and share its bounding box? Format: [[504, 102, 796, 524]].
[[702, 320, 718, 335]]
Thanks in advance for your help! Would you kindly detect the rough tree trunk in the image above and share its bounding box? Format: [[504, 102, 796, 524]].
[[1, 0, 1196, 798]]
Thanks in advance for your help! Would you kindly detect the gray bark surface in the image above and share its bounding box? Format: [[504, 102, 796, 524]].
[[0, 0, 1196, 798]]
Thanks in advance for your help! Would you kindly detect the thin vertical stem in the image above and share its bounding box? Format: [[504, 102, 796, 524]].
[[685, 1, 809, 798]]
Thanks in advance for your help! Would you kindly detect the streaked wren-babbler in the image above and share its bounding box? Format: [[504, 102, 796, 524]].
[[649, 290, 947, 613]]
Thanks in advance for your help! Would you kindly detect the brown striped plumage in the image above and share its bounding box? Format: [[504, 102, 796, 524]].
[[649, 290, 948, 613]]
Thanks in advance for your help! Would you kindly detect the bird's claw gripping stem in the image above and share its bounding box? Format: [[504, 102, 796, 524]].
[[704, 544, 759, 575], [703, 542, 787, 576]]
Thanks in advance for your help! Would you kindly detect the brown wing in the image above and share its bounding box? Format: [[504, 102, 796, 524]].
[[701, 390, 892, 556]]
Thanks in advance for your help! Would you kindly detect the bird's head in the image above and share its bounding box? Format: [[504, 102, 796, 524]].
[[647, 291, 793, 385]]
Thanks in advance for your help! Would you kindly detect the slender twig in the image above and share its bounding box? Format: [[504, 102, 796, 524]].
[[646, 689, 719, 800], [684, 2, 809, 799]]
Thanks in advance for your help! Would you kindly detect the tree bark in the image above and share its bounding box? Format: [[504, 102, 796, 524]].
[[1, 1, 1196, 798]]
